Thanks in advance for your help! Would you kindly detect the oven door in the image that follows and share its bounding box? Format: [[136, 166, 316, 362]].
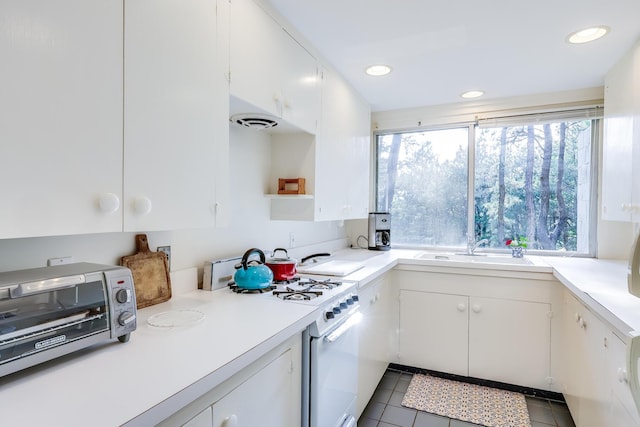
[[0, 276, 110, 373], [309, 309, 360, 427]]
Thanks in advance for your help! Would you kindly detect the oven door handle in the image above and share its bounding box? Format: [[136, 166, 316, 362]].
[[10, 275, 85, 297], [324, 310, 362, 343]]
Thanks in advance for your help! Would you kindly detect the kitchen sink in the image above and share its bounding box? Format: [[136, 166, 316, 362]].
[[414, 252, 534, 265]]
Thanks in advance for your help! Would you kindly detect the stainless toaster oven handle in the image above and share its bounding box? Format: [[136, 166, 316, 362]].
[[10, 274, 85, 298]]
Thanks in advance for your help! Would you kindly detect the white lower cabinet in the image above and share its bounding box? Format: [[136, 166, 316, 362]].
[[357, 273, 394, 417], [469, 296, 551, 388], [608, 331, 640, 427], [399, 290, 551, 389], [161, 336, 301, 427], [561, 291, 609, 427], [399, 290, 468, 377], [562, 290, 640, 427], [210, 346, 299, 427], [395, 268, 555, 391]]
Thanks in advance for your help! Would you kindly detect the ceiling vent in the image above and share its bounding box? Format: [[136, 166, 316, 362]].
[[230, 113, 279, 130]]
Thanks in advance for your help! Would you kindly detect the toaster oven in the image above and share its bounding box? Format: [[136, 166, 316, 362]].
[[0, 263, 137, 377]]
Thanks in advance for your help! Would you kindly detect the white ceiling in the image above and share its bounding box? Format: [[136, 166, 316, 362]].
[[264, 0, 640, 112]]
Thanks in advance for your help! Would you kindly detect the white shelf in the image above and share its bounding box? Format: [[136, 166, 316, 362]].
[[264, 194, 314, 199]]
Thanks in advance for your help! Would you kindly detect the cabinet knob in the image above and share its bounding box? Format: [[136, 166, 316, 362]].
[[98, 192, 120, 214], [472, 304, 482, 313], [618, 367, 629, 383], [578, 317, 586, 329], [133, 196, 152, 216], [574, 313, 581, 323], [222, 414, 238, 427], [456, 303, 466, 312]]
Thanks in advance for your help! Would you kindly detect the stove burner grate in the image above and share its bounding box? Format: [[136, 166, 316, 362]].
[[273, 286, 323, 300], [298, 277, 343, 290], [273, 277, 301, 285], [228, 282, 276, 294]]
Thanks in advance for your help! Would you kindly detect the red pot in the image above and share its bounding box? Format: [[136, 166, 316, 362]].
[[265, 248, 297, 281]]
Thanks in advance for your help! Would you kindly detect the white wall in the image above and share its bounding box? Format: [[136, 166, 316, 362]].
[[0, 125, 347, 281]]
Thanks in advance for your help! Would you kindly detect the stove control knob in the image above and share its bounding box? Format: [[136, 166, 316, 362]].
[[351, 295, 359, 302], [325, 311, 335, 320], [339, 302, 348, 310], [346, 297, 354, 305], [332, 306, 342, 315]]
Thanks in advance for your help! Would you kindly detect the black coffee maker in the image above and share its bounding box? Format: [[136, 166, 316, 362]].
[[368, 212, 391, 250]]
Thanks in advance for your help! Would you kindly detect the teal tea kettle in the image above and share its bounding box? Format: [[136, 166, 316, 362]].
[[233, 248, 274, 290]]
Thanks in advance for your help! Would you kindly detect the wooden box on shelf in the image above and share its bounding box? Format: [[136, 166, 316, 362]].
[[277, 178, 306, 195]]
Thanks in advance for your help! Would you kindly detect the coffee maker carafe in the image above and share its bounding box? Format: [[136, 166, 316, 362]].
[[368, 212, 391, 251]]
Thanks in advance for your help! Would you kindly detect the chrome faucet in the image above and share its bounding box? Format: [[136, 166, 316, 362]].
[[467, 237, 489, 255]]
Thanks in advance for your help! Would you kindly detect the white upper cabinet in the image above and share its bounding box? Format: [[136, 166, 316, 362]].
[[602, 38, 640, 222], [315, 68, 371, 221], [124, 0, 230, 231], [229, 0, 320, 134], [0, 0, 123, 238]]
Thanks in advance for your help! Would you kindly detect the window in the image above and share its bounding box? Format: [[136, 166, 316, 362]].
[[375, 112, 598, 255]]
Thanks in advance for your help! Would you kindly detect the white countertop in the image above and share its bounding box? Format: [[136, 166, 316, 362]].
[[343, 248, 640, 336], [542, 256, 640, 337], [0, 276, 317, 426], [2, 248, 640, 426]]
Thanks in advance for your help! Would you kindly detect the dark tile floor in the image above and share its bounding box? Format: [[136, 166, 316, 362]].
[[359, 369, 576, 427]]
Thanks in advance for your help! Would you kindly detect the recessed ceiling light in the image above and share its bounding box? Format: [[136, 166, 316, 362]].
[[567, 26, 609, 44], [461, 90, 484, 99], [365, 64, 392, 76]]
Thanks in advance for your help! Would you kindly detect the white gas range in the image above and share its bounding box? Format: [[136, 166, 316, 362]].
[[203, 256, 361, 427]]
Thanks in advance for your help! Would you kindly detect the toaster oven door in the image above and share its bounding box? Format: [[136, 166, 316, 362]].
[[0, 278, 109, 367]]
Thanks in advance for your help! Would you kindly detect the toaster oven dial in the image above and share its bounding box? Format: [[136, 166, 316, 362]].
[[118, 311, 136, 326], [115, 288, 131, 304]]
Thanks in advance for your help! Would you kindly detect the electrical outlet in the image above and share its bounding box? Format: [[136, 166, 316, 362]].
[[47, 256, 74, 266], [289, 232, 296, 248], [157, 246, 171, 270]]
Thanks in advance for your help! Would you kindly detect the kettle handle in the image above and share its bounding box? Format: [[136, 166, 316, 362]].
[[239, 248, 266, 270]]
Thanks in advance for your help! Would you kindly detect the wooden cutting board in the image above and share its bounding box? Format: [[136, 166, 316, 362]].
[[120, 234, 171, 309]]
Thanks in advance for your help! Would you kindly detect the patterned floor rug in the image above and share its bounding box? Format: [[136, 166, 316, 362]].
[[401, 374, 531, 427]]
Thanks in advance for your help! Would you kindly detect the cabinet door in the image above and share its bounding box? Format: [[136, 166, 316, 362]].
[[211, 348, 299, 427], [277, 30, 320, 134], [607, 331, 640, 426], [399, 290, 468, 376], [230, 0, 319, 134], [468, 297, 551, 390], [315, 68, 350, 220], [0, 0, 123, 238], [214, 0, 231, 227], [124, 0, 224, 231], [344, 91, 371, 220], [357, 275, 393, 417], [315, 68, 371, 221], [229, 0, 282, 118], [562, 293, 609, 427], [602, 39, 640, 221]]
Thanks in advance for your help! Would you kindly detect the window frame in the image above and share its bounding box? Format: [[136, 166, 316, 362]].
[[373, 110, 601, 257]]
